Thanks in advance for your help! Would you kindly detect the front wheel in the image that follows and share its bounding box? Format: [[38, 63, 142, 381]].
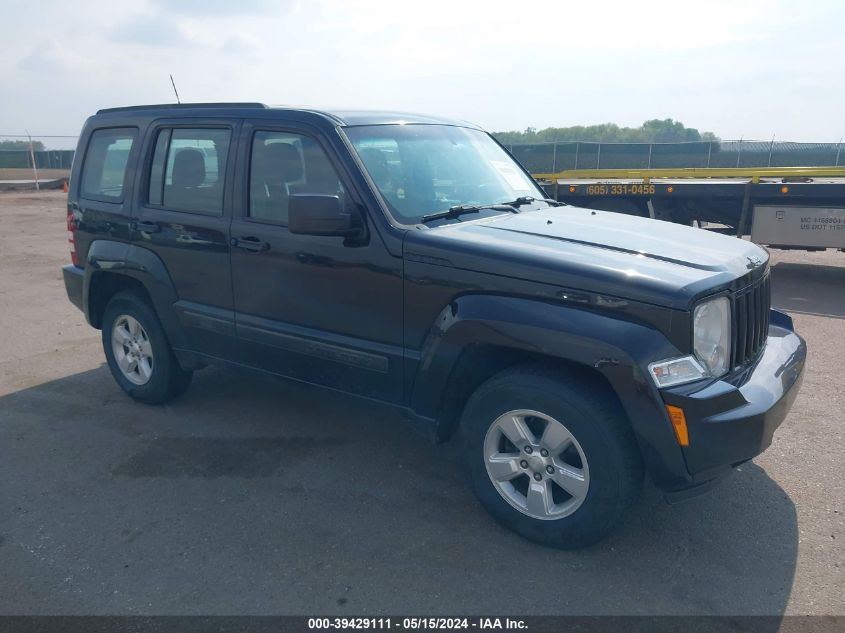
[[102, 290, 193, 404], [461, 365, 644, 548]]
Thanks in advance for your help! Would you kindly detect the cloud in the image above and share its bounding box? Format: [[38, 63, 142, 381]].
[[221, 33, 262, 56], [4, 0, 842, 142], [111, 14, 194, 47], [152, 0, 289, 15], [17, 40, 69, 73]]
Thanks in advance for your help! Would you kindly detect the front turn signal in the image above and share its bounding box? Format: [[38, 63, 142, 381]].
[[665, 405, 689, 446]]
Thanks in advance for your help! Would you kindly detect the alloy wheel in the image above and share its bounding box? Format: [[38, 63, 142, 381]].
[[111, 314, 154, 386], [483, 409, 590, 520]]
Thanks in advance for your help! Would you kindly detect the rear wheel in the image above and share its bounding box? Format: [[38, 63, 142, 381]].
[[102, 290, 193, 403], [461, 365, 644, 548]]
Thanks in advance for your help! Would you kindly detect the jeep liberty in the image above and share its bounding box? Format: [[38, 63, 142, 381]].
[[63, 104, 806, 547]]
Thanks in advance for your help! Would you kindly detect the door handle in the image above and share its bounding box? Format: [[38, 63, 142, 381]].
[[132, 220, 161, 234], [231, 236, 270, 252]]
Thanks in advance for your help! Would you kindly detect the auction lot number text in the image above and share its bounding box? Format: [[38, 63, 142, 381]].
[[308, 618, 527, 630]]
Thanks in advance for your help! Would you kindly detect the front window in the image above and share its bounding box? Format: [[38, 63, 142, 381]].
[[248, 131, 346, 225], [344, 124, 545, 224]]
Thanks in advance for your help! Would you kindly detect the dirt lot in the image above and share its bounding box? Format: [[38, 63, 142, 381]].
[[0, 190, 842, 616], [0, 168, 69, 181]]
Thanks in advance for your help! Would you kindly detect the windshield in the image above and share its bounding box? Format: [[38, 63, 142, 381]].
[[344, 124, 545, 224]]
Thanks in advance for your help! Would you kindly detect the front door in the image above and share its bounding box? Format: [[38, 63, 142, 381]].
[[229, 122, 404, 403]]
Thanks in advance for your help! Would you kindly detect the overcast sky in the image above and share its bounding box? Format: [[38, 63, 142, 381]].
[[2, 0, 843, 147]]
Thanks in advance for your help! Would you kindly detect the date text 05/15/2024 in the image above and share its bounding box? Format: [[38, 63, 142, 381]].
[[307, 617, 527, 630]]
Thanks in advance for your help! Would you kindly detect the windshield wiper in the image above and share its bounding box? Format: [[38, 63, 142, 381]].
[[419, 196, 564, 224], [501, 196, 564, 208], [500, 196, 537, 208], [420, 203, 517, 224]]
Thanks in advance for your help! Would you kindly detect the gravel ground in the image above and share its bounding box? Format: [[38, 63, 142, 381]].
[[0, 169, 69, 181], [0, 191, 842, 616]]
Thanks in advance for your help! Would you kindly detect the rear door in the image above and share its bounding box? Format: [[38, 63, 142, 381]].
[[228, 121, 405, 403], [131, 120, 239, 359]]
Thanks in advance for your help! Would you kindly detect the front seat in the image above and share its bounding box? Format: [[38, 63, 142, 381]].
[[250, 142, 304, 223], [291, 138, 342, 197], [167, 148, 206, 209]]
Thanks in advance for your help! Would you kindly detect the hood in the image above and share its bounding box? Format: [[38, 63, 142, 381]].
[[404, 206, 769, 308]]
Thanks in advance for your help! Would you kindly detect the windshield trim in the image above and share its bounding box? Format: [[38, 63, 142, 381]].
[[339, 123, 546, 228]]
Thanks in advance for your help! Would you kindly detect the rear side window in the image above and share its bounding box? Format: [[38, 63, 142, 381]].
[[148, 127, 231, 215], [80, 128, 137, 201]]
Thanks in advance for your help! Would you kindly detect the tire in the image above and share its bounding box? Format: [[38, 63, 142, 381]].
[[461, 364, 643, 548], [101, 289, 193, 404]]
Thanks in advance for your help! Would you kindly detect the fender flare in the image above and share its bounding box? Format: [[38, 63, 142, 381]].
[[83, 240, 187, 349], [410, 294, 691, 487]]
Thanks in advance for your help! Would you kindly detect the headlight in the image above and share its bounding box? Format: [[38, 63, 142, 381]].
[[693, 296, 731, 377], [648, 296, 732, 389]]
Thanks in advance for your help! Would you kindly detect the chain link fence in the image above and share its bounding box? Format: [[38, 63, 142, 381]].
[[0, 148, 75, 170], [0, 135, 77, 176], [2, 135, 844, 177], [506, 140, 845, 173]]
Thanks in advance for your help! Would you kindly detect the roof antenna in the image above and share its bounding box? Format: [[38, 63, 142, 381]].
[[169, 74, 181, 104]]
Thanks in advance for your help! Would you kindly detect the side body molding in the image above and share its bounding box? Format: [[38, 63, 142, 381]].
[[83, 240, 188, 349], [409, 294, 692, 489]]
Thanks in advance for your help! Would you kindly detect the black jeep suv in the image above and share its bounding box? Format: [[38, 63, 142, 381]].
[[63, 103, 806, 547]]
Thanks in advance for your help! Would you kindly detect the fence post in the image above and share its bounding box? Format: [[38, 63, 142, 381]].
[[767, 136, 775, 167], [551, 142, 558, 174], [574, 143, 579, 170], [736, 138, 743, 168], [707, 142, 712, 168], [26, 130, 40, 191], [647, 143, 653, 169], [596, 143, 602, 170], [836, 138, 842, 166]]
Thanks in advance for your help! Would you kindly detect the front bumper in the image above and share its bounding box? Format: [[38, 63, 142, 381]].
[[660, 309, 806, 492]]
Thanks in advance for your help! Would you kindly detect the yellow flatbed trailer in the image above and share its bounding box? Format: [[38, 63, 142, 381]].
[[533, 166, 845, 249]]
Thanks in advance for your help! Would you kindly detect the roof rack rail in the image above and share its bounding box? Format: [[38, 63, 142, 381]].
[[96, 102, 268, 114]]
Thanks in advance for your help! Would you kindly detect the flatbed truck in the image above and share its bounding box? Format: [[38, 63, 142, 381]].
[[533, 166, 845, 250]]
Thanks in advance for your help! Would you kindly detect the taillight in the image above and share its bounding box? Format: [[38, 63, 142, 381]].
[[67, 205, 80, 267]]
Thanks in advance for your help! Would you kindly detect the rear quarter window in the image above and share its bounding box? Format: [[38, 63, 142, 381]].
[[80, 128, 137, 202]]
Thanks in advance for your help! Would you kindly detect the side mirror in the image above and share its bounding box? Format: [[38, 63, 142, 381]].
[[288, 194, 361, 237]]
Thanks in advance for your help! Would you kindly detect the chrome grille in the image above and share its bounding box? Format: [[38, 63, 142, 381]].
[[730, 273, 771, 369]]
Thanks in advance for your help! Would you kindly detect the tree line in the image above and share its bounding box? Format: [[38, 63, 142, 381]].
[[493, 119, 719, 145], [0, 140, 46, 151]]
